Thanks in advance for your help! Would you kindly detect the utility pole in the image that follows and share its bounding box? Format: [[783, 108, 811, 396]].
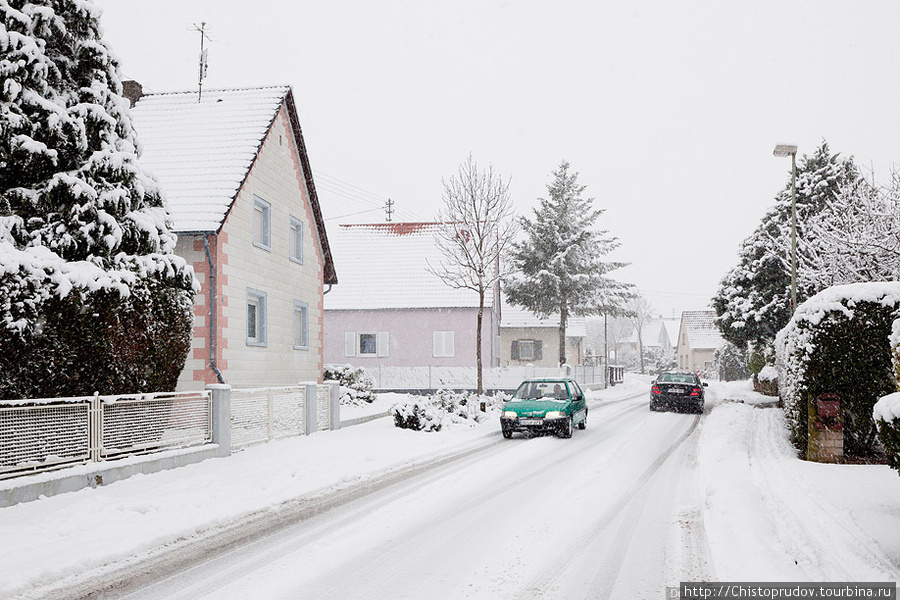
[[384, 198, 394, 222]]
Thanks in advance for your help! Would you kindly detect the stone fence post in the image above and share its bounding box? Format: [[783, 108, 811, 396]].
[[207, 384, 232, 458]]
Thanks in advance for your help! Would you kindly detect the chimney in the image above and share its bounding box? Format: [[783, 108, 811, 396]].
[[122, 80, 144, 107]]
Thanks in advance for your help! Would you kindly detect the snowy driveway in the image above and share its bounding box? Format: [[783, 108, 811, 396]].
[[2, 379, 899, 599]]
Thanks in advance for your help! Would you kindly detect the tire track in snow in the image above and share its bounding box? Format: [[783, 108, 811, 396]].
[[94, 393, 649, 600], [517, 412, 701, 600]]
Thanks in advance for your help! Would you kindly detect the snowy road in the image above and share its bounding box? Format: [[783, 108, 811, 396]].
[[105, 393, 708, 600]]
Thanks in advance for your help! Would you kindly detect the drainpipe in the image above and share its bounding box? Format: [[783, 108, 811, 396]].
[[203, 233, 226, 384], [324, 284, 332, 295]]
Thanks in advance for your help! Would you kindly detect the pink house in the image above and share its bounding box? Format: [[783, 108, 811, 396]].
[[131, 85, 337, 389], [323, 222, 499, 369]]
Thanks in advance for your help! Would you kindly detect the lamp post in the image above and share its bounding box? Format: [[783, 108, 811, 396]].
[[773, 144, 798, 313]]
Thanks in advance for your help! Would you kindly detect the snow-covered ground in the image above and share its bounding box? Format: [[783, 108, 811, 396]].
[[1, 378, 898, 599]]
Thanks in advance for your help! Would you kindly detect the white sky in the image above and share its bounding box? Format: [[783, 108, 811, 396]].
[[93, 0, 900, 318]]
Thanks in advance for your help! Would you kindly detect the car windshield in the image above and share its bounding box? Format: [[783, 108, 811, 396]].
[[512, 381, 570, 401], [657, 373, 697, 384]]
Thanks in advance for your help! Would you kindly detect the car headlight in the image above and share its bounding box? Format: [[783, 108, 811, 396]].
[[503, 411, 518, 419], [544, 411, 563, 419]]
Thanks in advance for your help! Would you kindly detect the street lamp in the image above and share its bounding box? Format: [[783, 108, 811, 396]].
[[773, 144, 798, 313]]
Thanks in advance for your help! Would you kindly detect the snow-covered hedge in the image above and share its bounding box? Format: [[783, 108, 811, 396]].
[[775, 282, 900, 458], [391, 390, 503, 432], [874, 393, 900, 476], [0, 1, 196, 398], [324, 364, 375, 405]]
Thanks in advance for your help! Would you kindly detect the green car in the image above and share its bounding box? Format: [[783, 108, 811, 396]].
[[500, 378, 588, 439]]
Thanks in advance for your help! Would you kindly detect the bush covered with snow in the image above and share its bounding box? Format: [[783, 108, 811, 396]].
[[0, 2, 196, 398], [391, 390, 503, 432], [874, 393, 900, 476], [324, 364, 375, 405], [775, 282, 900, 458]]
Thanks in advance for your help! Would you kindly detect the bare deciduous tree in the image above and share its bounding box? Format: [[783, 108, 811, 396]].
[[428, 155, 518, 394], [626, 296, 654, 374]]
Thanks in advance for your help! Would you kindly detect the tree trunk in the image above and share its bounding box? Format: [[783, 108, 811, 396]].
[[637, 329, 645, 374], [476, 289, 484, 395], [558, 305, 568, 367]]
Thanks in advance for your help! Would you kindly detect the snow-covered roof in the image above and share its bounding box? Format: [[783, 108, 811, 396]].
[[500, 301, 587, 338], [131, 86, 287, 233], [130, 85, 336, 284], [680, 310, 725, 350], [324, 222, 492, 310]]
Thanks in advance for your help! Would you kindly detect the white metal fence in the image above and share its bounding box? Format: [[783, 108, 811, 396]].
[[230, 386, 309, 449], [0, 391, 212, 480], [363, 365, 606, 390]]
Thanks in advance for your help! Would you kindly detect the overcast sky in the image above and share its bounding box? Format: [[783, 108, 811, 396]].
[[93, 0, 900, 318]]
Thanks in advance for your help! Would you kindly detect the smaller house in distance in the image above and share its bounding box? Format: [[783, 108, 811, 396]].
[[676, 310, 725, 375], [500, 301, 586, 367], [323, 222, 499, 369]]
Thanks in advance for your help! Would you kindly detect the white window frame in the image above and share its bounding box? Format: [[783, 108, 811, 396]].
[[293, 301, 309, 350], [344, 331, 389, 357], [519, 340, 535, 360], [252, 195, 271, 250], [433, 331, 455, 357], [289, 216, 304, 264], [358, 332, 378, 356], [246, 288, 267, 346]]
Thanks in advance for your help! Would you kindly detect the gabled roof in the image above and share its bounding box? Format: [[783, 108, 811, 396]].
[[680, 310, 725, 350], [500, 300, 587, 338], [324, 222, 492, 310], [131, 85, 335, 283]]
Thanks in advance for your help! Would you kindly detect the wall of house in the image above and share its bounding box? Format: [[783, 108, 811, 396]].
[[323, 308, 496, 368], [174, 235, 215, 390], [208, 105, 325, 387], [499, 327, 583, 368]]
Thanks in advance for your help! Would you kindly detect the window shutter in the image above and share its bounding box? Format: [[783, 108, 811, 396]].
[[511, 340, 519, 360], [534, 340, 543, 360], [433, 332, 441, 357], [446, 331, 454, 357], [377, 332, 389, 357], [345, 332, 356, 357]]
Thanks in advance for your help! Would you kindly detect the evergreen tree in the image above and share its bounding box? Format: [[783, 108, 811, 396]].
[[713, 141, 858, 349], [504, 161, 633, 366], [0, 0, 196, 398]]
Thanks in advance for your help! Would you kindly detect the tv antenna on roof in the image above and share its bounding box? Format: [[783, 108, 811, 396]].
[[191, 22, 211, 101]]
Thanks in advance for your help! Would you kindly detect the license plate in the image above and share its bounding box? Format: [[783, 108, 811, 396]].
[[519, 418, 542, 426], [669, 388, 686, 394]]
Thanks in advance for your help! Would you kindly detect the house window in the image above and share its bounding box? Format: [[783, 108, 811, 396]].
[[247, 289, 267, 346], [290, 217, 304, 264], [293, 301, 309, 349], [433, 331, 455, 357], [359, 333, 377, 355], [511, 339, 542, 361], [252, 196, 271, 250], [344, 332, 389, 357], [519, 340, 535, 360]]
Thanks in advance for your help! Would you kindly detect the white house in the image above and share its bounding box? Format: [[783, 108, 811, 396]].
[[131, 85, 337, 390]]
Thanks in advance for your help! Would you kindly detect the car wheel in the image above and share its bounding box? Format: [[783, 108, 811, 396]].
[[649, 402, 658, 412], [501, 425, 513, 439], [559, 416, 574, 439], [577, 409, 587, 430]]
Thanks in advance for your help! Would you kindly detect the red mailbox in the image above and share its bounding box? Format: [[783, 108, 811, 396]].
[[814, 394, 842, 430]]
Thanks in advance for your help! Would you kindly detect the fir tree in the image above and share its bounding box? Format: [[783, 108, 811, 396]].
[[504, 161, 633, 366], [713, 141, 859, 350], [0, 0, 196, 398]]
